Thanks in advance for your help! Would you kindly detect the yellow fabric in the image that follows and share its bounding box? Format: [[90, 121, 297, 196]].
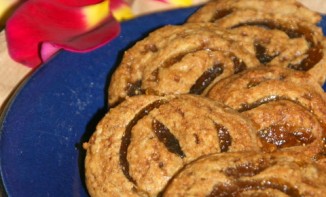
[[82, 0, 110, 28], [112, 5, 134, 21], [0, 0, 20, 27], [168, 0, 192, 6], [0, 0, 199, 27]]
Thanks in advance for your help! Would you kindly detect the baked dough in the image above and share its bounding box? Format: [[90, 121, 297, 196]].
[[162, 151, 326, 196], [108, 23, 260, 106], [86, 1, 326, 196], [207, 66, 326, 158], [188, 0, 321, 24], [188, 0, 326, 84], [84, 94, 259, 197]]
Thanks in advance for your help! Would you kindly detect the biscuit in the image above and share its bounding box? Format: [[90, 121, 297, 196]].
[[188, 0, 321, 24], [188, 0, 326, 84], [86, 1, 326, 196], [226, 23, 326, 84], [108, 23, 260, 106], [84, 94, 260, 197], [206, 66, 326, 158], [162, 151, 326, 196]]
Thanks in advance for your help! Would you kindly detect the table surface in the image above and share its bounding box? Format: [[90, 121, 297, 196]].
[[0, 0, 326, 113]]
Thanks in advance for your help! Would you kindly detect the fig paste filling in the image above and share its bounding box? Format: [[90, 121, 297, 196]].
[[224, 158, 274, 178], [254, 43, 279, 64], [190, 63, 224, 94], [119, 99, 167, 184], [230, 20, 323, 71], [207, 178, 300, 197], [152, 119, 186, 158], [237, 95, 318, 151], [258, 124, 315, 151], [128, 44, 248, 98], [238, 95, 280, 112], [209, 9, 233, 22], [126, 80, 145, 98], [214, 123, 232, 152], [230, 54, 247, 74]]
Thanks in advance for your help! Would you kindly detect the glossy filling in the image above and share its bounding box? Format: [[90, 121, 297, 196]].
[[230, 54, 247, 74], [258, 124, 315, 151], [190, 63, 224, 94], [238, 95, 280, 112], [214, 123, 232, 152], [288, 43, 323, 71], [254, 43, 279, 64], [145, 44, 247, 94], [126, 80, 145, 97], [132, 45, 247, 97], [207, 179, 300, 197], [209, 9, 233, 22], [152, 119, 186, 158], [224, 158, 273, 178], [119, 99, 167, 184], [208, 8, 323, 70], [231, 21, 322, 71]]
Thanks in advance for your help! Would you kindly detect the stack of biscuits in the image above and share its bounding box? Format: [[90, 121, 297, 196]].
[[83, 0, 326, 196]]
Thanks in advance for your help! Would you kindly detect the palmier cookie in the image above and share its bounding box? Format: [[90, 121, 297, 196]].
[[187, 0, 326, 84], [84, 94, 260, 197], [162, 151, 326, 196], [108, 23, 260, 106], [188, 0, 321, 24], [206, 66, 326, 158]]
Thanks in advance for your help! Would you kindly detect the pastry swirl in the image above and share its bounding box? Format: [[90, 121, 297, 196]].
[[206, 66, 326, 158], [86, 1, 326, 196], [84, 94, 259, 197], [187, 0, 321, 25], [187, 0, 326, 84], [162, 151, 326, 197], [108, 23, 260, 106]]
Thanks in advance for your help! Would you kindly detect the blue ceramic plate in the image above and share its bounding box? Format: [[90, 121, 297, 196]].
[[0, 6, 200, 197], [1, 6, 326, 197]]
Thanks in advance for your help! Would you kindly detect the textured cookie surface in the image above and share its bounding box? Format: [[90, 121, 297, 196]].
[[84, 95, 259, 197], [187, 0, 326, 84], [188, 0, 321, 24], [162, 152, 326, 196], [108, 23, 260, 106], [87, 1, 326, 196], [207, 66, 326, 158]]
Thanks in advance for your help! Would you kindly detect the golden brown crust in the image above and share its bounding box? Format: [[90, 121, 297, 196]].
[[224, 22, 326, 84], [188, 0, 326, 84], [108, 23, 260, 106], [162, 152, 326, 197], [207, 66, 326, 158], [85, 95, 259, 197], [86, 1, 326, 196], [188, 0, 321, 24]]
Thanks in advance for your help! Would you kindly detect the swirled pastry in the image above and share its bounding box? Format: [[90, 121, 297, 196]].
[[108, 23, 260, 106], [162, 151, 326, 197], [188, 0, 321, 24], [225, 23, 326, 84], [84, 94, 260, 197], [188, 0, 326, 84], [86, 1, 326, 196], [207, 66, 326, 158]]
